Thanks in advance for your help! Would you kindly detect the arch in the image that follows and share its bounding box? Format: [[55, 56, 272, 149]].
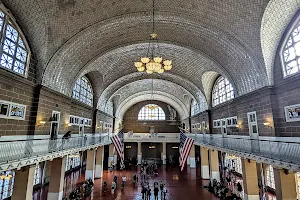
[[72, 76, 93, 106], [138, 104, 166, 121], [261, 0, 300, 84], [115, 91, 189, 120], [212, 76, 234, 107], [0, 3, 31, 77], [42, 12, 267, 97]]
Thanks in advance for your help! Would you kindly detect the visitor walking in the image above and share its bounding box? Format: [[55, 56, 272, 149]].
[[111, 181, 116, 194], [162, 185, 168, 200]]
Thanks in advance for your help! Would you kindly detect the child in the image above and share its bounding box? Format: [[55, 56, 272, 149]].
[[111, 181, 116, 194]]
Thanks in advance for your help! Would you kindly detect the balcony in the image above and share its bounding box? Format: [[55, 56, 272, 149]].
[[124, 133, 180, 143], [188, 134, 300, 171], [0, 134, 112, 172]]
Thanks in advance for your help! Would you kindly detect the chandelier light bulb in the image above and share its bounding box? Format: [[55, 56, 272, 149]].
[[146, 61, 156, 71], [141, 57, 150, 64], [163, 60, 172, 66], [137, 66, 145, 72], [158, 68, 164, 74], [146, 69, 153, 74], [164, 65, 172, 71], [134, 62, 143, 68], [153, 57, 162, 63]]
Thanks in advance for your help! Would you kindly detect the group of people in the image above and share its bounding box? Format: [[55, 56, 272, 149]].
[[141, 181, 168, 200], [67, 178, 94, 200]]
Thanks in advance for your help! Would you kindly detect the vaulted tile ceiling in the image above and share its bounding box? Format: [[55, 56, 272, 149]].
[[3, 0, 299, 116]]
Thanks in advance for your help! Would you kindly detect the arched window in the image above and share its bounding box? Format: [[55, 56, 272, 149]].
[[138, 104, 166, 120], [0, 170, 15, 199], [33, 164, 41, 185], [0, 7, 30, 76], [191, 100, 200, 116], [212, 76, 234, 107], [281, 16, 300, 77], [72, 76, 93, 106]]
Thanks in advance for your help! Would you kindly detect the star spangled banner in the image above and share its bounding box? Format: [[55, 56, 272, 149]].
[[179, 129, 194, 171], [111, 129, 124, 168]]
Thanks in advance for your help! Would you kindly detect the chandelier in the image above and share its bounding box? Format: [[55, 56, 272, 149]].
[[134, 0, 172, 74], [146, 104, 159, 110]]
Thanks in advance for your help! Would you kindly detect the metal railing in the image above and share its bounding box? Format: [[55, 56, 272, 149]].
[[0, 135, 111, 165], [188, 134, 300, 165], [124, 133, 180, 142]]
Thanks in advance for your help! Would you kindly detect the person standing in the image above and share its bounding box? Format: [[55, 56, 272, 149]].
[[113, 175, 118, 188], [147, 186, 151, 200], [141, 185, 146, 200], [162, 185, 168, 200], [159, 181, 164, 196], [121, 175, 127, 191], [154, 184, 159, 200]]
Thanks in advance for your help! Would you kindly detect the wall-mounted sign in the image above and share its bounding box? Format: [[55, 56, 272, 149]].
[[9, 103, 26, 120], [0, 100, 26, 120], [284, 104, 300, 122]]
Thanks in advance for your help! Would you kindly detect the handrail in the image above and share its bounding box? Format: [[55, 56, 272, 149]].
[[0, 135, 111, 165], [188, 134, 300, 166]]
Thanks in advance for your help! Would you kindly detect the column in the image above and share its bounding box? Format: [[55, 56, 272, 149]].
[[274, 169, 297, 200], [161, 142, 166, 165], [209, 149, 220, 182], [95, 146, 104, 178], [189, 145, 196, 168], [108, 144, 114, 167], [137, 142, 142, 165], [242, 159, 259, 200], [200, 146, 210, 179], [86, 149, 96, 180], [47, 157, 67, 200], [12, 165, 35, 200]]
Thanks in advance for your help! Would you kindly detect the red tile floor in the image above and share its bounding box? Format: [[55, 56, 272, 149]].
[[33, 166, 220, 200], [32, 165, 278, 200]]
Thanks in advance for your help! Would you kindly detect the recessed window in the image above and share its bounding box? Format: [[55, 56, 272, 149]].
[[281, 16, 300, 77], [72, 76, 93, 106], [212, 76, 234, 107], [191, 100, 200, 116], [0, 9, 29, 76], [33, 165, 41, 185], [0, 170, 15, 200], [138, 104, 166, 120]]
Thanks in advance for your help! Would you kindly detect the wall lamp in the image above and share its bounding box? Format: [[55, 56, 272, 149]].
[[263, 122, 272, 128], [37, 120, 46, 127]]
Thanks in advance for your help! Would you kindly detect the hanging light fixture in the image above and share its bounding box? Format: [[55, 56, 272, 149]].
[[134, 0, 172, 74]]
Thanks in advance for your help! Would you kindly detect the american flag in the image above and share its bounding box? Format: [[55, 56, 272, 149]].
[[111, 129, 124, 167], [179, 130, 194, 171]]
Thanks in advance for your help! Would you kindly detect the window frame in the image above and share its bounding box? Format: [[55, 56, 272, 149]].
[[0, 4, 31, 77], [280, 14, 300, 78], [212, 76, 234, 107], [138, 104, 166, 121], [72, 76, 93, 107]]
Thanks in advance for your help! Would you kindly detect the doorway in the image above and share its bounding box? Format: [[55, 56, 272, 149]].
[[50, 111, 60, 139]]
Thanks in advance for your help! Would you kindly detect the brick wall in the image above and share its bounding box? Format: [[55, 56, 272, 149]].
[[209, 87, 275, 136], [123, 100, 180, 133], [35, 87, 94, 135], [96, 110, 114, 133], [190, 111, 210, 134], [0, 69, 35, 136]]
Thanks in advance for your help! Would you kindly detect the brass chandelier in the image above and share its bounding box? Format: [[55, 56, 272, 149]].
[[134, 0, 172, 74]]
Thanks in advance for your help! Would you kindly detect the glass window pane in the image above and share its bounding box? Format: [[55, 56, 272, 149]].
[[72, 76, 93, 106], [212, 76, 234, 107]]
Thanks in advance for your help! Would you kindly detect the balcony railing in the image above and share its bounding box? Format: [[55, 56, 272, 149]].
[[0, 135, 111, 165], [124, 133, 180, 143], [188, 134, 300, 166]]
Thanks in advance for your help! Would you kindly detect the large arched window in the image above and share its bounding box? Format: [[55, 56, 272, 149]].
[[212, 76, 234, 107], [281, 15, 300, 77], [72, 76, 93, 106], [191, 100, 200, 116], [0, 7, 30, 76], [138, 104, 166, 120]]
